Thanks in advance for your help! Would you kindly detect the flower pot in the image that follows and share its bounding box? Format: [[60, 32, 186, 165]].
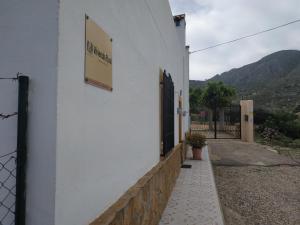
[[192, 147, 202, 160]]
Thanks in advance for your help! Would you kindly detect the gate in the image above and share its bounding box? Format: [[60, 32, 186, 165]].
[[0, 74, 29, 225], [191, 105, 241, 139]]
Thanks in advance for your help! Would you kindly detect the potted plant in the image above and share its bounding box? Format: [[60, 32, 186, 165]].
[[186, 132, 206, 160]]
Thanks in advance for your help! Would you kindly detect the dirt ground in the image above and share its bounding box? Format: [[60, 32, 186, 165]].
[[209, 140, 300, 225]]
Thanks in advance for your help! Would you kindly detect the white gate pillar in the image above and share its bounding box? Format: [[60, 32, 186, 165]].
[[240, 100, 254, 142]]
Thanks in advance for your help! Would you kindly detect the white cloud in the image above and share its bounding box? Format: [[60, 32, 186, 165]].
[[169, 0, 300, 80]]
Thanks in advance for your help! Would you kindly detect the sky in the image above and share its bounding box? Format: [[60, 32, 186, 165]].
[[169, 0, 300, 80]]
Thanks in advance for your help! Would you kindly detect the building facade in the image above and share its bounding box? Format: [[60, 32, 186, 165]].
[[0, 0, 189, 224]]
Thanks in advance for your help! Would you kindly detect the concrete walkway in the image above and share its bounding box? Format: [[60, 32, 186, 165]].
[[159, 146, 224, 225]]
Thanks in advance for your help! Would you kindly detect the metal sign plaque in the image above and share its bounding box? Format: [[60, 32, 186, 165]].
[[85, 15, 112, 91]]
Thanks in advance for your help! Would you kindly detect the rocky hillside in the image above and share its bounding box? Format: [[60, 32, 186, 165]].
[[190, 50, 300, 111]]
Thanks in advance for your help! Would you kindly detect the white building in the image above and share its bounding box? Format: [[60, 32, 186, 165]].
[[0, 1, 189, 225]]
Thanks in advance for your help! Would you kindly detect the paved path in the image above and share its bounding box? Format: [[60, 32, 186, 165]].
[[209, 139, 300, 225], [159, 146, 224, 225]]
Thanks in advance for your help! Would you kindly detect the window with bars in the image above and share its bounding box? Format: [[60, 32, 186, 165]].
[[161, 71, 174, 156]]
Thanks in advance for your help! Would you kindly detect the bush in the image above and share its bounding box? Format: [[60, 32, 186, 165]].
[[259, 127, 279, 142], [186, 132, 206, 149], [293, 105, 300, 113], [260, 111, 300, 139], [254, 108, 273, 125], [257, 126, 294, 147], [283, 120, 300, 139], [273, 133, 293, 147], [256, 110, 300, 148], [290, 139, 300, 148]]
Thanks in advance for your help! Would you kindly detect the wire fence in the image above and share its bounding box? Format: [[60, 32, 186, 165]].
[[0, 73, 28, 225], [0, 113, 18, 120], [0, 152, 17, 225], [0, 74, 19, 225]]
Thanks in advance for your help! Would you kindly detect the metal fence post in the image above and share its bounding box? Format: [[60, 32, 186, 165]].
[[15, 76, 29, 225]]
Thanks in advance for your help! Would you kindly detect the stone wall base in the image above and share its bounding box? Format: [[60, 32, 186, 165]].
[[90, 143, 184, 225]]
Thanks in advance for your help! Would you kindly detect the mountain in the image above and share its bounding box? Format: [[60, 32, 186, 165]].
[[190, 50, 300, 111]]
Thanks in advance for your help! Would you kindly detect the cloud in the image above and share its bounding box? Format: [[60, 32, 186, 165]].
[[169, 0, 300, 80], [169, 0, 211, 14]]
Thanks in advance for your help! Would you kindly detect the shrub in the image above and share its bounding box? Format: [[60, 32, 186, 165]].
[[186, 132, 206, 149], [254, 108, 273, 125], [290, 139, 300, 148], [259, 127, 279, 142], [293, 105, 300, 113], [283, 120, 300, 139], [272, 133, 293, 147], [260, 111, 300, 139]]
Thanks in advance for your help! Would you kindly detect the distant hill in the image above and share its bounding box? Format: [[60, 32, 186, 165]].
[[190, 50, 300, 111]]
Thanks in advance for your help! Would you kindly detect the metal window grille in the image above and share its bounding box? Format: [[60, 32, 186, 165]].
[[162, 71, 174, 156]]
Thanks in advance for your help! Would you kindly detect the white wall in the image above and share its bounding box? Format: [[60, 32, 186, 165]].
[[55, 0, 187, 224], [0, 1, 58, 225], [1, 0, 189, 224], [183, 46, 190, 133], [175, 17, 190, 136], [175, 18, 186, 51]]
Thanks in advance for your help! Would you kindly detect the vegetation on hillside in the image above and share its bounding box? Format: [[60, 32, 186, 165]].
[[190, 50, 300, 159], [190, 50, 300, 111], [255, 109, 300, 158], [190, 50, 300, 157]]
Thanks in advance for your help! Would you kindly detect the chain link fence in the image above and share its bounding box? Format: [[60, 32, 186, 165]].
[[0, 74, 28, 225], [0, 151, 17, 225]]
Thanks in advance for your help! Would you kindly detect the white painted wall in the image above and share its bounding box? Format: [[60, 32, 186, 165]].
[[183, 46, 190, 133], [0, 1, 58, 225], [175, 17, 186, 51], [55, 0, 188, 224], [175, 17, 190, 136], [1, 0, 189, 224]]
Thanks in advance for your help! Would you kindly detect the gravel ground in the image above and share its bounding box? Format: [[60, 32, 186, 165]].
[[209, 140, 300, 225], [214, 166, 300, 225]]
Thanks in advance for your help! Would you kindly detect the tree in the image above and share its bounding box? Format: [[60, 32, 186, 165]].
[[189, 87, 202, 113], [201, 81, 236, 110], [201, 81, 236, 132], [293, 104, 300, 113]]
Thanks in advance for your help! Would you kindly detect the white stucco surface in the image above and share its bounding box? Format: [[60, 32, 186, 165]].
[[1, 0, 189, 224], [183, 47, 190, 133], [0, 1, 58, 225], [55, 0, 188, 224]]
